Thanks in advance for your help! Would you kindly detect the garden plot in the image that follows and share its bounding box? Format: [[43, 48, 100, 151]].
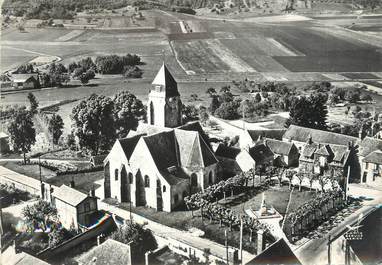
[[55, 30, 84, 42]]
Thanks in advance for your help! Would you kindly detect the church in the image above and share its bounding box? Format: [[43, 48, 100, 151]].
[[103, 63, 219, 212]]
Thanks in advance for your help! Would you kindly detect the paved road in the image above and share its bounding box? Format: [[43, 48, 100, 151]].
[[0, 158, 89, 164], [294, 184, 382, 265]]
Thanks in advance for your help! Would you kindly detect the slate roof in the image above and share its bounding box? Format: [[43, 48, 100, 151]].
[[363, 150, 382, 164], [331, 145, 350, 163], [283, 125, 358, 146], [8, 252, 50, 265], [265, 138, 295, 156], [315, 144, 332, 157], [359, 137, 382, 157], [249, 143, 274, 164], [151, 63, 179, 97], [52, 184, 89, 207], [247, 129, 286, 141], [143, 131, 178, 170], [245, 238, 302, 265], [178, 121, 211, 148], [301, 143, 318, 158], [118, 134, 144, 160], [77, 239, 131, 265], [11, 74, 38, 83], [215, 144, 242, 159]]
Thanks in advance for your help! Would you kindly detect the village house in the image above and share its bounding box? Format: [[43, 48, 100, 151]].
[[240, 129, 286, 150], [77, 239, 132, 265], [361, 151, 382, 185], [215, 144, 256, 177], [357, 137, 382, 183], [248, 141, 275, 169], [10, 74, 40, 90], [264, 138, 299, 167], [51, 184, 98, 230], [283, 125, 362, 187], [103, 64, 218, 212]]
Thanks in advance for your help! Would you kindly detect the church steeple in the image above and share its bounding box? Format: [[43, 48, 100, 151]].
[[147, 63, 182, 128]]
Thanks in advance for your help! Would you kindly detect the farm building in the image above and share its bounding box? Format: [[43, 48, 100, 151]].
[[359, 137, 382, 184], [103, 63, 219, 212], [248, 141, 275, 168], [10, 74, 40, 90], [361, 151, 382, 185], [51, 184, 98, 230], [215, 143, 256, 177], [0, 132, 10, 154]]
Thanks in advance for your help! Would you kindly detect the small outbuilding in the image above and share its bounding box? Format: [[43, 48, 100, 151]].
[[10, 74, 40, 90], [51, 184, 98, 230]]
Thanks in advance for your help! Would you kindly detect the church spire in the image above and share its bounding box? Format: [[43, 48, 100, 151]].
[[151, 63, 179, 97]]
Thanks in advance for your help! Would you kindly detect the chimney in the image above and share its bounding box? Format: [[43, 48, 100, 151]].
[[257, 229, 265, 254], [70, 179, 75, 188], [89, 187, 95, 197]]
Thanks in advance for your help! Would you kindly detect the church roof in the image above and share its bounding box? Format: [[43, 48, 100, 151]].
[[151, 63, 179, 97], [178, 121, 211, 148], [215, 144, 242, 159], [118, 134, 145, 160]]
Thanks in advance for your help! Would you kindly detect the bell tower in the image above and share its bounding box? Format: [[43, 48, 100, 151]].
[[148, 63, 182, 128]]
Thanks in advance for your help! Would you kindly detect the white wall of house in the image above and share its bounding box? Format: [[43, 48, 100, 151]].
[[53, 199, 78, 229], [361, 161, 382, 185]]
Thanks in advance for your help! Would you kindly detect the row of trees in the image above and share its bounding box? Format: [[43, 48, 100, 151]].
[[184, 170, 271, 237], [284, 190, 346, 240], [71, 91, 145, 155]]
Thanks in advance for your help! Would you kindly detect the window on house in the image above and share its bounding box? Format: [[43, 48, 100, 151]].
[[128, 173, 133, 184], [174, 194, 179, 204], [365, 162, 369, 170], [144, 175, 150, 187], [115, 169, 119, 181], [163, 185, 166, 192]]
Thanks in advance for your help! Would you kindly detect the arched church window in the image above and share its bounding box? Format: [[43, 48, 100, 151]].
[[144, 175, 150, 187], [191, 173, 197, 187], [209, 171, 213, 184], [115, 169, 119, 181], [128, 173, 133, 184], [163, 185, 166, 192]]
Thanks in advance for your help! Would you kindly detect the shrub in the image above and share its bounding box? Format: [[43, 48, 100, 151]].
[[123, 66, 143, 78]]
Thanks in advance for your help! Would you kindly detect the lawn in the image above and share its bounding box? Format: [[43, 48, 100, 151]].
[[45, 170, 104, 194], [0, 161, 56, 180]]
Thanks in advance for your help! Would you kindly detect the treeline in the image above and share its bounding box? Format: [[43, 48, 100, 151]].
[[1, 0, 130, 17]]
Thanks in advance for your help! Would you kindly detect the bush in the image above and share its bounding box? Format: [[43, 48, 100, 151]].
[[123, 66, 143, 78], [95, 54, 141, 74], [214, 101, 240, 120]]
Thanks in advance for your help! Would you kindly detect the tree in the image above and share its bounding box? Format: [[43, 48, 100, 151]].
[[15, 64, 34, 74], [123, 65, 143, 78], [71, 94, 115, 155], [206, 87, 216, 97], [48, 114, 64, 145], [199, 106, 209, 125], [113, 91, 145, 138], [294, 172, 304, 191], [360, 93, 373, 102], [48, 228, 67, 247], [8, 111, 36, 163], [27, 92, 39, 114], [214, 101, 240, 120], [22, 200, 57, 232], [254, 93, 262, 103], [182, 104, 199, 123], [286, 95, 327, 130], [79, 73, 90, 85], [110, 222, 157, 261], [209, 95, 221, 114]]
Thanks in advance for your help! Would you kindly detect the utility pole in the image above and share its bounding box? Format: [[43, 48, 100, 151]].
[[327, 235, 331, 265], [346, 165, 350, 202], [225, 229, 229, 265], [239, 217, 243, 265], [129, 200, 132, 224]]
